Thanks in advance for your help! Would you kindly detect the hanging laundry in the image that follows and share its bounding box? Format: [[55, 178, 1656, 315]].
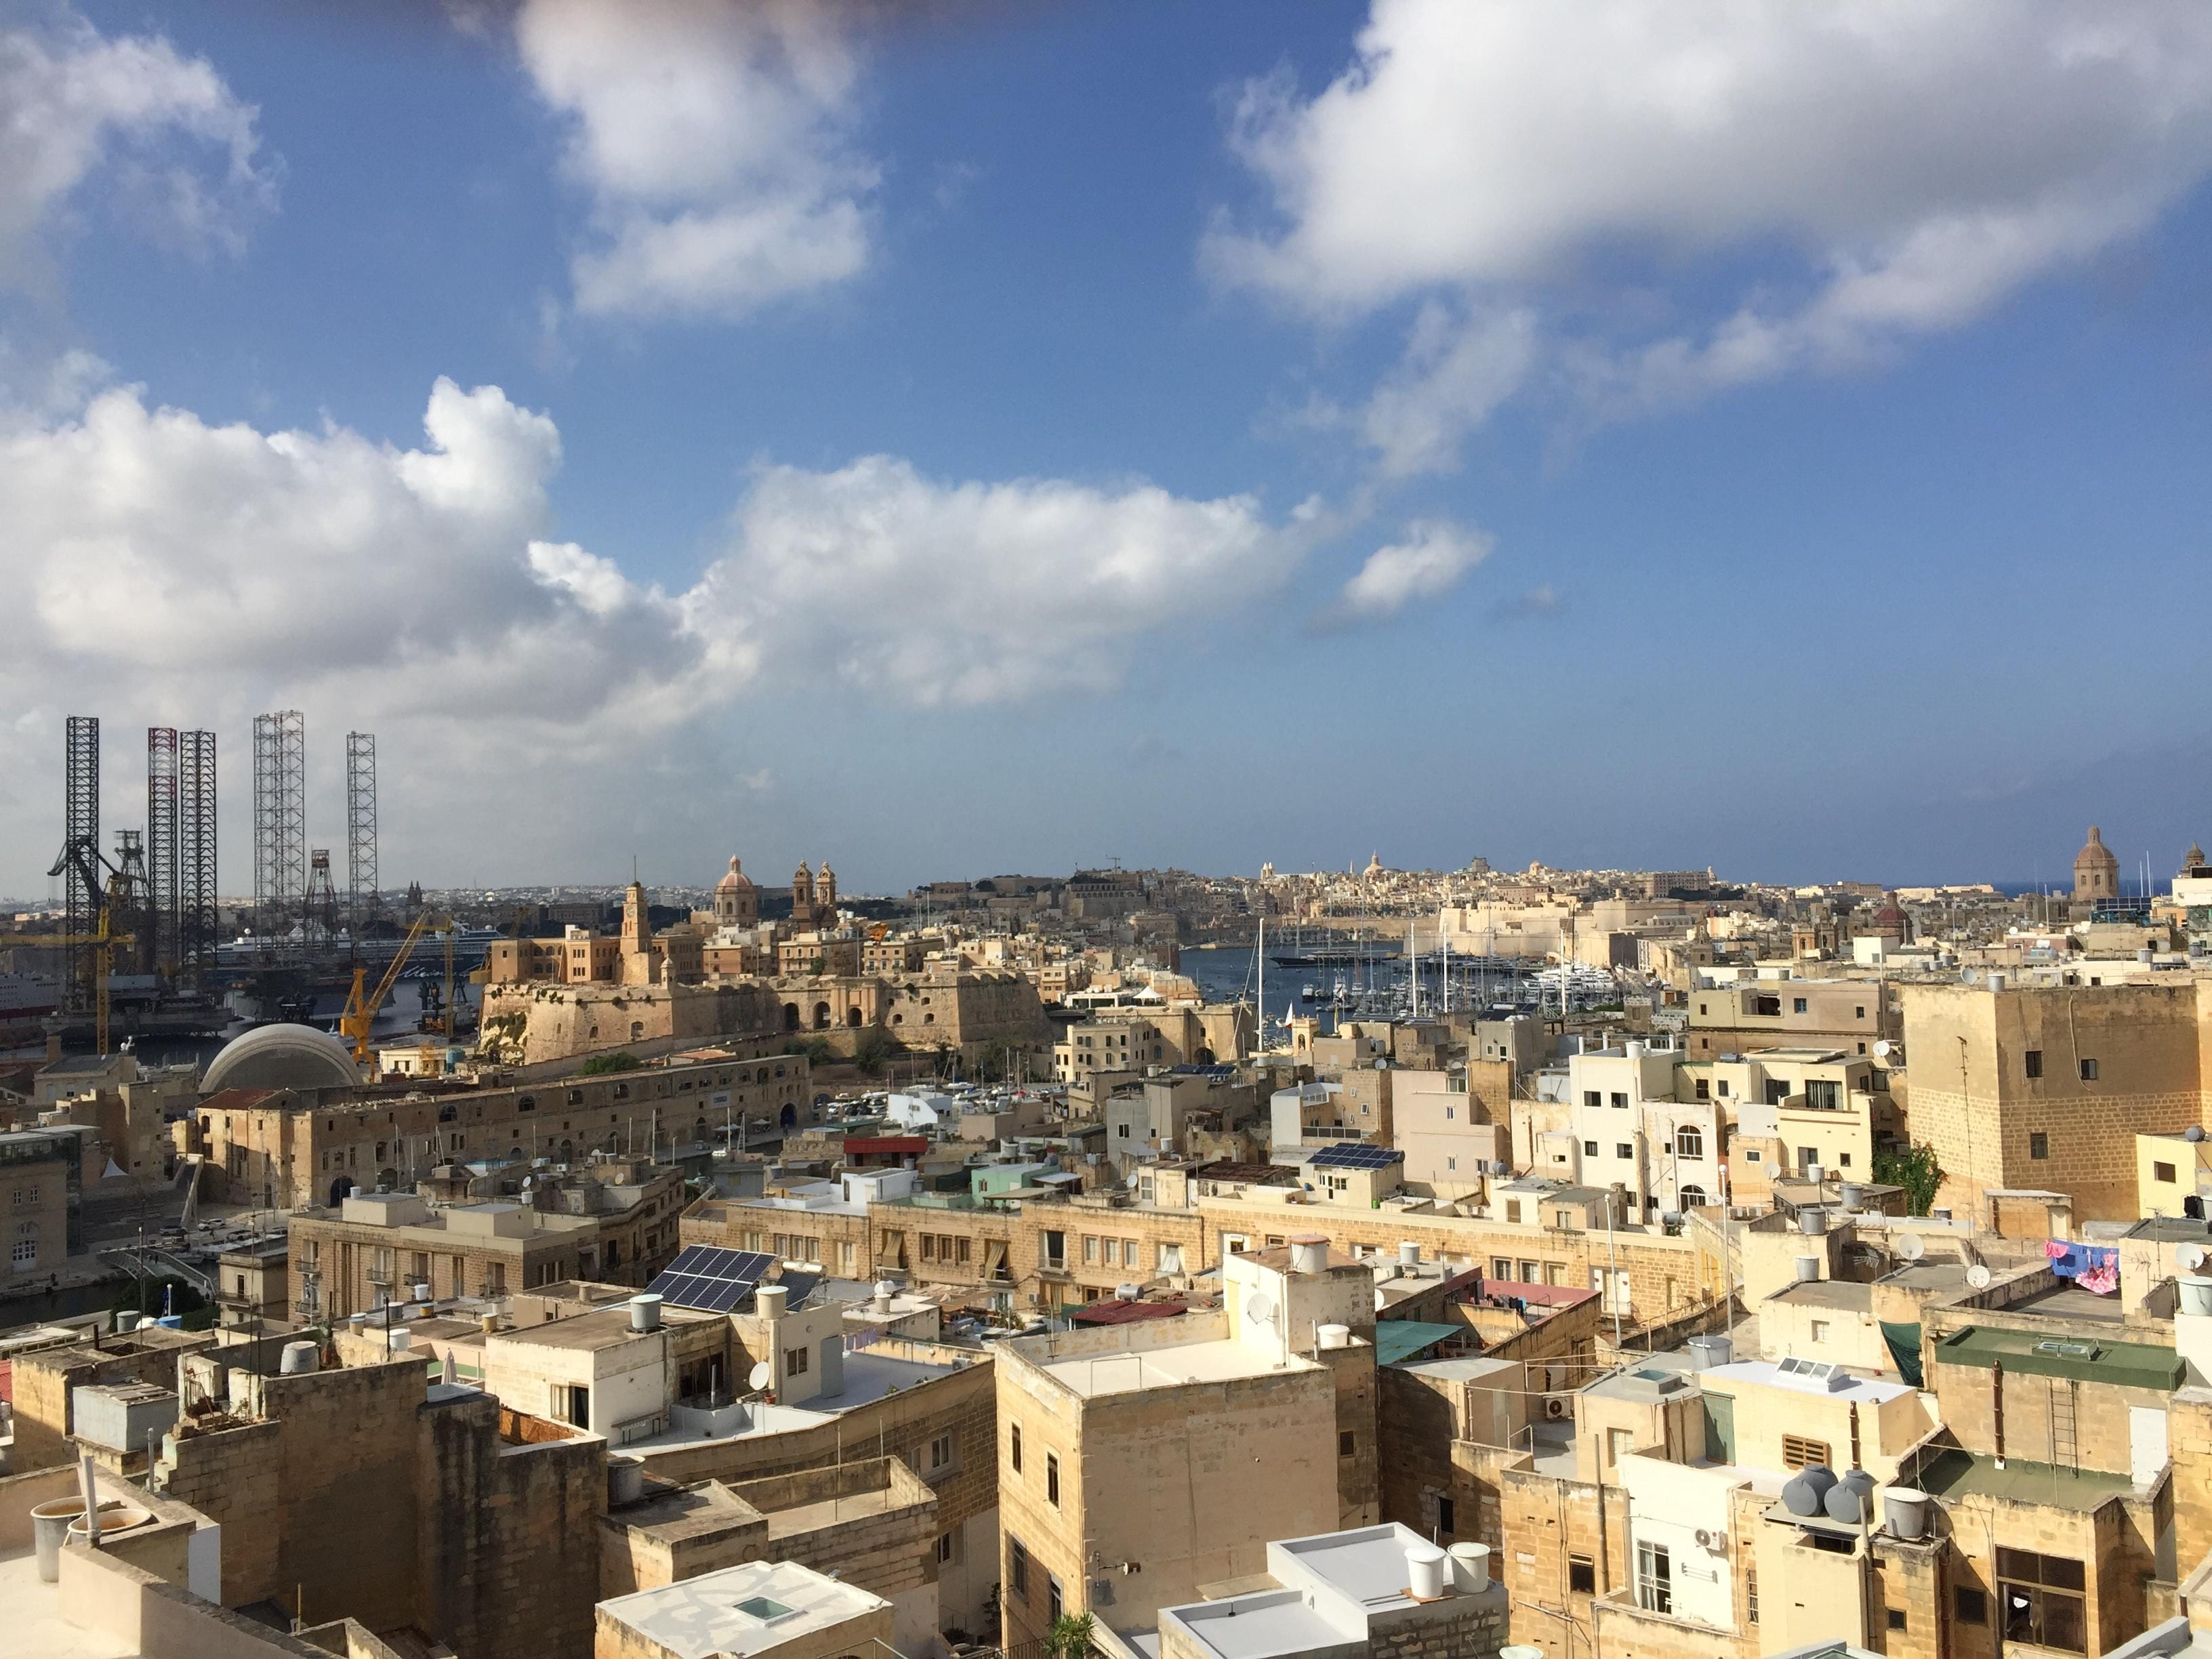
[[2045, 1239, 2120, 1294]]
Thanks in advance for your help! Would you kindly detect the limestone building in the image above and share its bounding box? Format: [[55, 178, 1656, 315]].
[[2075, 823, 2122, 906]]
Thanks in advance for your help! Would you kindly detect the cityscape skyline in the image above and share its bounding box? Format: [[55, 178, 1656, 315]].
[[3, 2, 2209, 893]]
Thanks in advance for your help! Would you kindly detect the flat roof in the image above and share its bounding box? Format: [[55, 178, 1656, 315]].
[[1168, 1591, 1342, 1659], [1769, 1280, 1875, 1311], [1700, 1359, 1912, 1405], [596, 1559, 888, 1659], [1933, 1326, 2183, 1392], [1914, 1447, 2136, 1512], [1039, 1338, 1318, 1399]]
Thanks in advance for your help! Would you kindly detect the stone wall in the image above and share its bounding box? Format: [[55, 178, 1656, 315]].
[[159, 1416, 283, 1605], [478, 981, 785, 1069]]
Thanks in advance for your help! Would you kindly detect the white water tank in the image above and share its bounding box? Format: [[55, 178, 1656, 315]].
[[630, 1293, 663, 1332], [1318, 1323, 1352, 1351], [1290, 1233, 1329, 1275], [754, 1284, 788, 1322], [1799, 1207, 1828, 1237], [1838, 1182, 1865, 1210], [1406, 1542, 1447, 1601], [1625, 1040, 1645, 1060], [1399, 1241, 1422, 1270], [279, 1341, 319, 1376], [1885, 1487, 1930, 1540], [1805, 1162, 1826, 1185], [1448, 1542, 1491, 1593], [1987, 972, 2007, 993], [115, 1311, 141, 1334], [2181, 1275, 2212, 1317], [386, 1327, 411, 1353], [1795, 1256, 1821, 1284], [412, 1282, 432, 1301], [872, 1280, 899, 1314], [1686, 1334, 1733, 1370]]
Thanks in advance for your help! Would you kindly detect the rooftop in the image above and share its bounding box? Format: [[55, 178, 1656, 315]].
[[1770, 1279, 1875, 1311], [1700, 1358, 1913, 1404], [1914, 1447, 2137, 1511], [596, 1559, 889, 1659], [1931, 1326, 2182, 1391], [2006, 1281, 2131, 1325], [1038, 1338, 1319, 1399]]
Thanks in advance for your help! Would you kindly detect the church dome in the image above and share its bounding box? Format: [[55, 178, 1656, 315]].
[[202, 1023, 360, 1095], [716, 855, 754, 891]]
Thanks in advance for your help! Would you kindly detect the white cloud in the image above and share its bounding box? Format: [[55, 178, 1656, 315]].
[[1214, 1, 2212, 452], [0, 7, 275, 285], [0, 368, 1305, 887], [1358, 302, 1536, 478], [513, 0, 876, 320], [695, 455, 1304, 705], [1332, 520, 1492, 625]]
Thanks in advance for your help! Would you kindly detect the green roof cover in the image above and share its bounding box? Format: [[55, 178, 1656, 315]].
[[1932, 1325, 2183, 1392], [1376, 1320, 1465, 1367]]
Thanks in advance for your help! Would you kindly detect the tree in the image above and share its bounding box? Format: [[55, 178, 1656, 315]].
[[852, 1028, 895, 1077], [1874, 1141, 1944, 1216], [578, 1050, 642, 1076], [1046, 1613, 1095, 1659]]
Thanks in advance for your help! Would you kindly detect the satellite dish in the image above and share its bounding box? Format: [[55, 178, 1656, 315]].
[[1896, 1233, 1926, 1262], [748, 1361, 773, 1391], [1873, 1040, 1892, 1059], [1244, 1293, 1276, 1326], [1965, 1265, 1992, 1289], [2180, 1245, 2207, 1271]]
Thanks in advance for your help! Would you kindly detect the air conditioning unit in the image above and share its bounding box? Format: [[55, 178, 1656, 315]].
[[1544, 1396, 1570, 1420], [1695, 1528, 1726, 1554]]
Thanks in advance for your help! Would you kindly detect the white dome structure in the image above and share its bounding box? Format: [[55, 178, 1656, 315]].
[[201, 1023, 360, 1094]]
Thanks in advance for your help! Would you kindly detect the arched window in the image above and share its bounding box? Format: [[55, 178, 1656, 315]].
[[813, 1002, 832, 1030], [12, 1221, 39, 1265], [518, 1096, 537, 1113], [1679, 1184, 1708, 1209], [846, 1007, 863, 1027], [783, 1004, 801, 1032], [1675, 1126, 1704, 1160]]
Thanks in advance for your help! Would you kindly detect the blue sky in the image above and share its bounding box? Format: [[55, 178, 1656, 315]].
[[3, 0, 2211, 899]]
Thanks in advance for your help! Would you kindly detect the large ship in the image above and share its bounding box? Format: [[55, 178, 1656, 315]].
[[0, 974, 61, 1047]]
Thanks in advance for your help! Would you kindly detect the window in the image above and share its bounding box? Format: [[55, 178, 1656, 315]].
[[784, 1345, 810, 1376], [2024, 1048, 2044, 1078], [1782, 1435, 1831, 1470], [1997, 1549, 2085, 1653], [1083, 1235, 1098, 1264], [1568, 1555, 1596, 1596], [1810, 1319, 1830, 1343], [1887, 1608, 1908, 1632], [1437, 1496, 1455, 1536], [1745, 1568, 1758, 1625], [2030, 1132, 2049, 1160], [1679, 1185, 1707, 1208], [1610, 1092, 1628, 1109], [1855, 1006, 1866, 1019], [1607, 1428, 1633, 1468], [1505, 1200, 1522, 1223], [1122, 1239, 1137, 1268], [2157, 1162, 2178, 1184], [1583, 1090, 1601, 1108], [1805, 1080, 1839, 1111], [1635, 1542, 1672, 1615], [1675, 1126, 1704, 1159], [1717, 1079, 1729, 1098], [1694, 1078, 1710, 1101], [1582, 1140, 1598, 1156], [1616, 1143, 1633, 1160], [11, 1222, 38, 1266], [1954, 1586, 1988, 1625], [565, 1383, 591, 1427], [935, 1532, 956, 1565], [2079, 1058, 2099, 1082], [1009, 1538, 1029, 1601], [930, 1432, 954, 1471], [1048, 1573, 1064, 1625], [1010, 1422, 1022, 1473], [1754, 994, 1782, 1017], [1492, 1258, 1514, 1279], [1046, 1453, 1060, 1506], [956, 1237, 971, 1265]]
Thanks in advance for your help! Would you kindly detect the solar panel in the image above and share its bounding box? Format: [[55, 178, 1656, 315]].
[[775, 1271, 821, 1309], [647, 1246, 777, 1311], [1309, 1143, 1401, 1170]]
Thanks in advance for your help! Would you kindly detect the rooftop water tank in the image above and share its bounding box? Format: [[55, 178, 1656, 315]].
[[1448, 1542, 1491, 1593], [1318, 1323, 1353, 1351], [1290, 1234, 1330, 1275], [1781, 1464, 1837, 1517], [1884, 1487, 1930, 1541], [1406, 1542, 1447, 1601], [630, 1293, 663, 1332], [1824, 1468, 1876, 1523], [279, 1341, 319, 1376], [1795, 1256, 1821, 1284]]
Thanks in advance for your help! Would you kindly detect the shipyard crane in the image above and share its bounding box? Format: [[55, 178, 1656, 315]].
[[5, 836, 139, 1054], [337, 909, 434, 1063]]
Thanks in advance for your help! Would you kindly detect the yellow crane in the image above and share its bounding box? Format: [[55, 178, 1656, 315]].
[[337, 910, 434, 1063], [0, 912, 135, 1057]]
